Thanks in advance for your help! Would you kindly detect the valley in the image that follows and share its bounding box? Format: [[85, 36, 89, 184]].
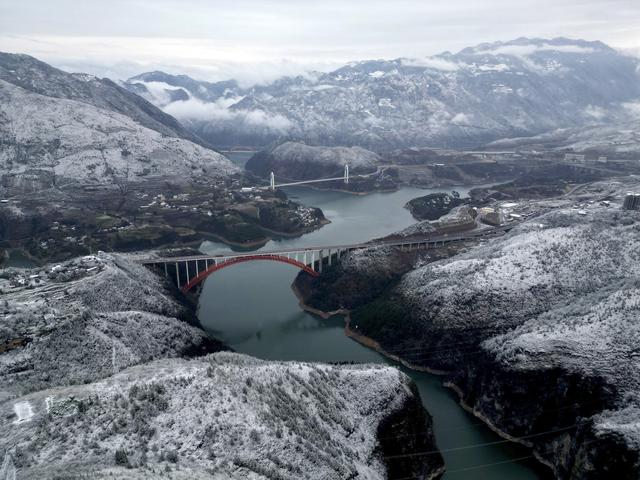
[[2, 31, 640, 479]]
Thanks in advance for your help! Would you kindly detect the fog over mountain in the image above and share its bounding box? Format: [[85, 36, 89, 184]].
[[123, 38, 640, 150]]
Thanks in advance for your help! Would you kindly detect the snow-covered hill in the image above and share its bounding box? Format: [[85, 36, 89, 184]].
[[1, 253, 443, 479], [392, 188, 640, 476], [0, 79, 238, 190], [294, 177, 640, 477], [124, 38, 640, 149], [246, 141, 380, 179], [1, 352, 441, 479], [488, 118, 640, 156], [0, 253, 225, 401], [0, 52, 202, 145]]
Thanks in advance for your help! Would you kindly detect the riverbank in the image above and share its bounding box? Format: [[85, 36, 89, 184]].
[[290, 177, 640, 478], [293, 282, 554, 471], [0, 175, 328, 264], [197, 184, 550, 478]]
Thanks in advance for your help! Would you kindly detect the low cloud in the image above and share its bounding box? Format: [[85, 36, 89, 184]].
[[479, 43, 595, 57], [401, 56, 462, 71], [623, 101, 640, 118], [164, 97, 294, 133], [584, 105, 607, 120], [129, 80, 190, 106], [451, 112, 472, 125]]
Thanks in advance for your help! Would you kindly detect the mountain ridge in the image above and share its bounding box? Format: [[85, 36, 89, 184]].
[[122, 37, 640, 150], [0, 51, 207, 147]]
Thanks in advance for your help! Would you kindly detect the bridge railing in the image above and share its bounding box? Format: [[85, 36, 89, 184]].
[[141, 226, 512, 291]]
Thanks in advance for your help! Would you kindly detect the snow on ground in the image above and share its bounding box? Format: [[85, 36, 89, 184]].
[[2, 352, 415, 479], [0, 79, 238, 185], [267, 141, 380, 172], [0, 253, 222, 400], [392, 178, 640, 447]]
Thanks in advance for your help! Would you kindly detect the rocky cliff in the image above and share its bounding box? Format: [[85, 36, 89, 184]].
[[294, 178, 640, 478]]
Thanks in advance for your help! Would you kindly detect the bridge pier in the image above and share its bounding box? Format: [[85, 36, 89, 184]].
[[142, 231, 502, 293]]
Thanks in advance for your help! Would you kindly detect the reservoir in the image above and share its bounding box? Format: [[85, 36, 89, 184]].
[[197, 182, 548, 479]]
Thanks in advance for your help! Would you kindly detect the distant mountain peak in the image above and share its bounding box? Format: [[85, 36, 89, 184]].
[[458, 37, 614, 56], [120, 38, 640, 150]]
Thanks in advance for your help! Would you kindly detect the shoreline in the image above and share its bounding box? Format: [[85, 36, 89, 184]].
[[0, 220, 331, 266], [291, 283, 554, 476]]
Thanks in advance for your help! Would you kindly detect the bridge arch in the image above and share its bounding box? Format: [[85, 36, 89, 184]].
[[180, 254, 319, 292]]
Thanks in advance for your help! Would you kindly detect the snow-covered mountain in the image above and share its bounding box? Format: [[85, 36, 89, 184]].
[[124, 38, 640, 149], [0, 53, 238, 191], [0, 53, 202, 145]]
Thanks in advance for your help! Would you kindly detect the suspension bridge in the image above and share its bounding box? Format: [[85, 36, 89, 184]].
[[139, 227, 510, 293], [260, 164, 351, 190]]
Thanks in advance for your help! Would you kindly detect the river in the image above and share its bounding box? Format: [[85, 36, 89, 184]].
[[197, 177, 550, 479]]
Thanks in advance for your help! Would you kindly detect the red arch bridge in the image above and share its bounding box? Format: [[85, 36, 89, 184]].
[[138, 227, 510, 293]]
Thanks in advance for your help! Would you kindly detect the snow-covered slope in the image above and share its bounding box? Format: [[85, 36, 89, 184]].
[[488, 118, 640, 155], [0, 52, 202, 145], [0, 253, 225, 400], [355, 179, 640, 476], [246, 141, 380, 179], [295, 177, 640, 476], [125, 38, 640, 149], [1, 352, 439, 479], [1, 253, 444, 479], [0, 79, 238, 188]]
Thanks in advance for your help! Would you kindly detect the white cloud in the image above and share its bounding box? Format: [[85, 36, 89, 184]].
[[163, 96, 241, 121], [451, 113, 472, 125], [623, 102, 640, 118], [243, 110, 293, 131], [164, 97, 293, 133], [401, 56, 462, 71], [584, 105, 607, 120], [1, 0, 639, 84], [130, 80, 190, 106], [478, 43, 595, 57]]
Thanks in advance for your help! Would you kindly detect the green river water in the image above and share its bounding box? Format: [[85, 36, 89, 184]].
[[197, 173, 550, 479]]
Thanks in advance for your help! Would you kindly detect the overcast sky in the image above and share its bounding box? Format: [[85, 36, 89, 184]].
[[1, 0, 639, 85]]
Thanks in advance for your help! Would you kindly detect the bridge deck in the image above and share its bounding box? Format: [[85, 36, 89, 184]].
[[262, 177, 347, 189], [140, 226, 510, 265]]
